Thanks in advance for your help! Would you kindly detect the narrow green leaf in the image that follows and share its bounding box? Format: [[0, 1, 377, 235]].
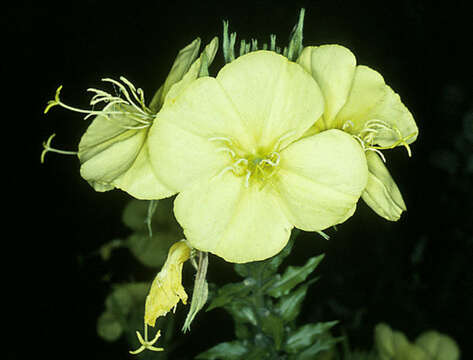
[[196, 341, 248, 360], [225, 300, 258, 326], [276, 278, 318, 323], [267, 254, 325, 298], [294, 335, 342, 360], [284, 321, 339, 354], [207, 281, 253, 311], [258, 309, 285, 350]]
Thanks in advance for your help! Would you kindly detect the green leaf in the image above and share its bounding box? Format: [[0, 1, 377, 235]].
[[225, 300, 258, 326], [97, 283, 149, 342], [276, 278, 318, 323], [284, 321, 339, 354], [234, 322, 252, 340], [126, 231, 175, 267], [245, 346, 273, 360], [293, 335, 341, 360], [196, 341, 248, 360], [207, 281, 254, 311], [122, 199, 149, 231], [258, 309, 285, 350], [96, 311, 123, 342], [267, 254, 325, 298]]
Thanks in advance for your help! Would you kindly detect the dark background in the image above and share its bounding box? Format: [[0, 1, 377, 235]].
[[5, 0, 472, 359]]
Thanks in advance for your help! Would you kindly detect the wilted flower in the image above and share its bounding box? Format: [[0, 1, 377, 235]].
[[130, 240, 191, 354], [148, 50, 368, 263], [298, 45, 418, 221]]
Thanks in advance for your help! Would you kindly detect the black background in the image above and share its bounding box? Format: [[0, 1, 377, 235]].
[[4, 0, 472, 359]]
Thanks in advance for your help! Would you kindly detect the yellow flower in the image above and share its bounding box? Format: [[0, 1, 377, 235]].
[[144, 240, 191, 327], [298, 45, 418, 221], [148, 51, 368, 263], [375, 323, 460, 360], [45, 38, 218, 200]]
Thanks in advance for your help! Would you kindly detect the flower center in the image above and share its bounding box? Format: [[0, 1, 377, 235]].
[[341, 119, 416, 161], [209, 137, 281, 187]]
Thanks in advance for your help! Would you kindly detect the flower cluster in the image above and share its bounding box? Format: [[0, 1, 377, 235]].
[[43, 9, 418, 353]]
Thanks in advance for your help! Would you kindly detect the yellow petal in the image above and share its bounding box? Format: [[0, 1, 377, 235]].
[[361, 151, 406, 221], [145, 240, 191, 327], [78, 104, 146, 187], [415, 331, 460, 360], [113, 141, 175, 200], [174, 172, 292, 263], [78, 104, 173, 199], [297, 45, 356, 129], [337, 65, 418, 149], [334, 65, 388, 132], [275, 129, 368, 230], [148, 76, 248, 191], [217, 50, 324, 151]]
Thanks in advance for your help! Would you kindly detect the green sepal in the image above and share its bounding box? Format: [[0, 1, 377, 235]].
[[275, 278, 318, 323], [267, 254, 324, 298], [284, 321, 339, 354], [145, 200, 158, 237], [286, 8, 305, 61], [196, 341, 248, 360], [149, 38, 202, 112], [182, 251, 209, 332]]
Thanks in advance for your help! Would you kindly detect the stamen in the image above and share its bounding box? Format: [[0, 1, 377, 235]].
[[217, 166, 236, 178], [233, 158, 248, 167], [44, 82, 156, 134], [260, 159, 278, 167], [209, 136, 233, 144], [216, 147, 236, 157], [366, 147, 386, 163], [41, 133, 78, 163], [244, 169, 251, 187]]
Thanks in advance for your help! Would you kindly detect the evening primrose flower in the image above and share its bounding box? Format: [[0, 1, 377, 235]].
[[130, 240, 191, 354], [148, 50, 369, 263], [375, 323, 460, 360], [43, 37, 218, 200], [298, 45, 418, 221]]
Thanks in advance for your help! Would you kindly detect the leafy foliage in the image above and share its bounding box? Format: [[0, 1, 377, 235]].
[[198, 232, 340, 359]]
